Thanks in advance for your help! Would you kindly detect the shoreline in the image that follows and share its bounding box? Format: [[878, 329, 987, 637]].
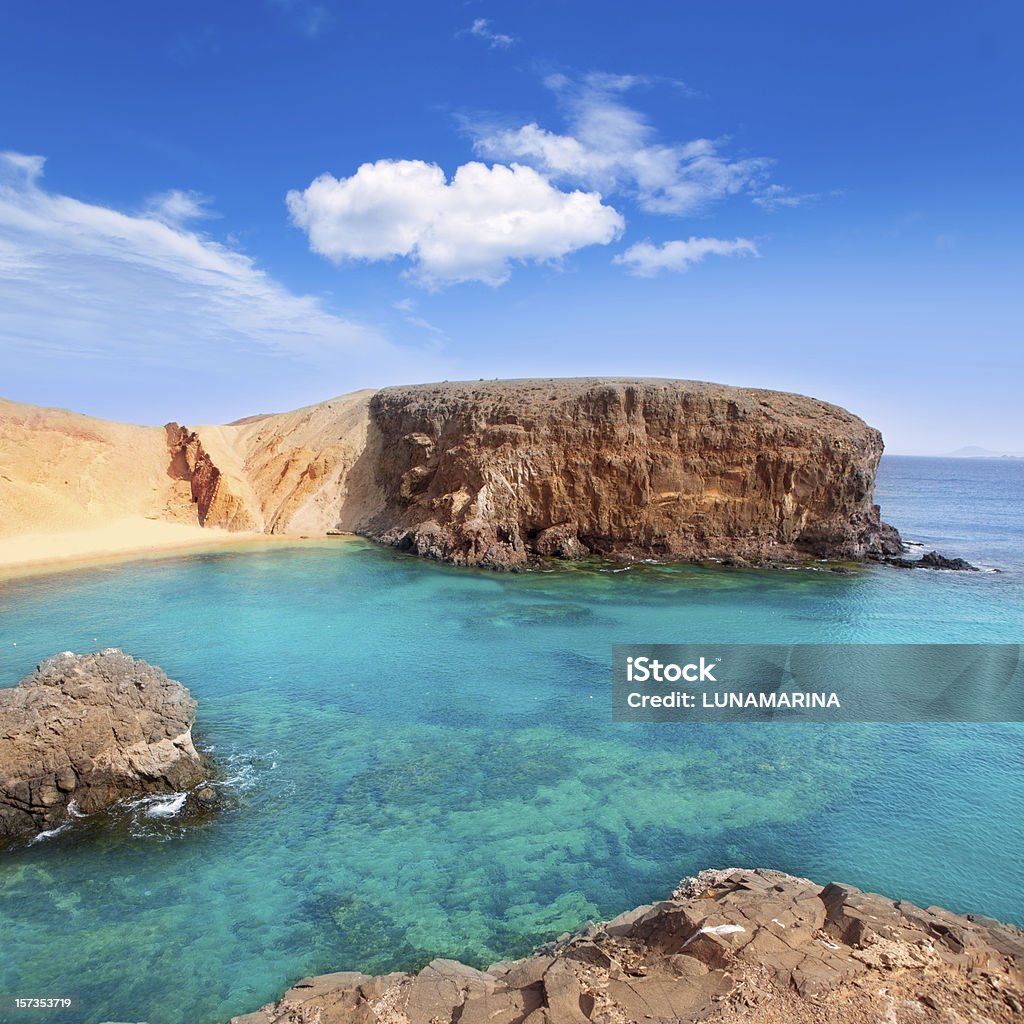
[[229, 866, 1024, 1024], [0, 521, 359, 582]]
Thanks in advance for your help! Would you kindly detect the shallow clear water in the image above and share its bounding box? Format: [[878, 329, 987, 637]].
[[0, 456, 1022, 1024]]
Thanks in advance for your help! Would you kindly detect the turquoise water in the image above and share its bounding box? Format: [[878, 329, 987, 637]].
[[0, 455, 1022, 1024]]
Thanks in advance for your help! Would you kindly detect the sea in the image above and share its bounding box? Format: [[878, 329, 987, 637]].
[[0, 455, 1021, 1024]]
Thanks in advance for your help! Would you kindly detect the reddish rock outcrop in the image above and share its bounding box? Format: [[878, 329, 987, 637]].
[[0, 650, 207, 846], [358, 379, 902, 568], [229, 868, 1024, 1024], [169, 425, 263, 531]]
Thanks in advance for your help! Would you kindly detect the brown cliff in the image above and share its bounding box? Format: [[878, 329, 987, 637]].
[[229, 868, 1024, 1024], [357, 379, 902, 568]]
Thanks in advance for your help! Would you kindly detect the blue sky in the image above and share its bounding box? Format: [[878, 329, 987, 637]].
[[0, 1, 1021, 453]]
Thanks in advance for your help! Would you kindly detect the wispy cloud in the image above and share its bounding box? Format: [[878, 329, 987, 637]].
[[393, 298, 450, 340], [287, 158, 624, 288], [614, 237, 758, 276], [473, 72, 774, 216], [0, 151, 444, 388], [267, 0, 331, 38], [143, 189, 217, 227], [752, 183, 826, 211], [463, 18, 517, 49]]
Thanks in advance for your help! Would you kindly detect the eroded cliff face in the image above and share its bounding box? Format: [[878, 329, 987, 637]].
[[169, 425, 264, 532], [357, 379, 902, 568], [166, 390, 379, 536]]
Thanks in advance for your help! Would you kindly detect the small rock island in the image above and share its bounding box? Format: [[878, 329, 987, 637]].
[[0, 650, 207, 846]]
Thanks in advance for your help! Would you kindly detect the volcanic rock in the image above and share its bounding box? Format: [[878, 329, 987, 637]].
[[918, 550, 979, 571], [0, 650, 206, 846], [880, 550, 981, 571], [1, 378, 910, 570]]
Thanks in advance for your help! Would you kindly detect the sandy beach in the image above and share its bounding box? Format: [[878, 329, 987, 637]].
[[0, 519, 357, 580]]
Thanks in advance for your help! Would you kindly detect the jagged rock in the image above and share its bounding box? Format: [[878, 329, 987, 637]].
[[229, 868, 1024, 1024], [880, 549, 981, 571], [169, 424, 263, 531], [0, 650, 206, 846], [918, 550, 979, 571]]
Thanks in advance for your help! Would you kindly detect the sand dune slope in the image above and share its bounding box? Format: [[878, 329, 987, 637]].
[[192, 388, 378, 535], [0, 397, 196, 538]]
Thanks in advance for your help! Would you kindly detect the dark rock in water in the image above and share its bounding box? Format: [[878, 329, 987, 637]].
[[720, 555, 750, 568], [877, 550, 982, 572], [228, 867, 1024, 1024], [0, 650, 207, 847], [918, 550, 979, 571], [188, 785, 223, 813]]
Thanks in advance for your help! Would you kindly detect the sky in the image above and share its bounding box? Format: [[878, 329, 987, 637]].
[[0, 1, 1021, 454]]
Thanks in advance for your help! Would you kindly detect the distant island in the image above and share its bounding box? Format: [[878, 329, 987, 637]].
[[943, 446, 1024, 459]]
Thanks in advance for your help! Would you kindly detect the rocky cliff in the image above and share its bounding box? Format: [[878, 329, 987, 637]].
[[2, 378, 903, 568], [230, 868, 1024, 1024], [0, 650, 207, 846], [357, 380, 901, 567]]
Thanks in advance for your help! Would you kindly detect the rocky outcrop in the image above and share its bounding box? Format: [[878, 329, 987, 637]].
[[358, 379, 903, 568], [170, 424, 263, 532], [230, 868, 1024, 1024], [0, 650, 206, 846], [917, 551, 977, 571]]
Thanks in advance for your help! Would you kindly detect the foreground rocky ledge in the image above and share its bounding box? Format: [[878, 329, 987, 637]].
[[0, 650, 206, 846], [231, 869, 1024, 1024]]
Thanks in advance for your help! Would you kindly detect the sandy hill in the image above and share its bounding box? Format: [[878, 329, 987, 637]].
[[0, 396, 196, 534]]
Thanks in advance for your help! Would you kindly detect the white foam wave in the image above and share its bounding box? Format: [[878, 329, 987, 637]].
[[29, 821, 72, 845], [142, 792, 188, 818]]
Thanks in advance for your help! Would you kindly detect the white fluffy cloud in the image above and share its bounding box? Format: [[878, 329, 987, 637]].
[[286, 158, 624, 287], [0, 151, 446, 416], [614, 237, 758, 276], [474, 73, 774, 216]]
